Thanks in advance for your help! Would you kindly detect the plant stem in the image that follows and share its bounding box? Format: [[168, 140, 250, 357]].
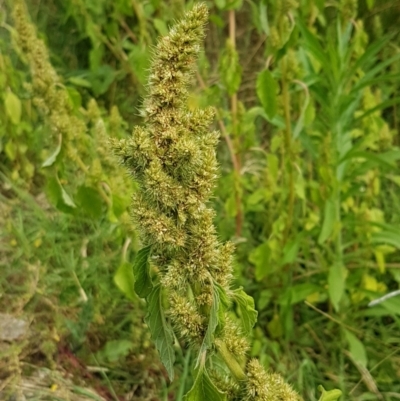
[[228, 9, 243, 237], [215, 340, 247, 382], [176, 349, 192, 401], [281, 58, 295, 245]]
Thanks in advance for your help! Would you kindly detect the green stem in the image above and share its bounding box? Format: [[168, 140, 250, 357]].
[[215, 340, 247, 382], [177, 349, 192, 401], [281, 58, 295, 245]]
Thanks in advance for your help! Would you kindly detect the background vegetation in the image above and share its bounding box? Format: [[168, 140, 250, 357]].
[[0, 0, 399, 400]]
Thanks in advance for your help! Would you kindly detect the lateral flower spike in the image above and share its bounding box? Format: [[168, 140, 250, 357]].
[[112, 3, 302, 400]]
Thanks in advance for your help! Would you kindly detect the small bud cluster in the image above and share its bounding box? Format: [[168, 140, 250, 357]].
[[246, 360, 301, 401]]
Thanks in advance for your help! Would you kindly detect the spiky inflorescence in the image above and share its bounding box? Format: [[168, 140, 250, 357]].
[[12, 0, 86, 150], [113, 4, 302, 400], [112, 3, 231, 343], [246, 360, 301, 401]]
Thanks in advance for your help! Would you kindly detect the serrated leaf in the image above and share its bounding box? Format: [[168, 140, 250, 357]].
[[196, 284, 220, 368], [114, 262, 136, 301], [42, 135, 62, 167], [133, 246, 153, 298], [5, 90, 21, 125], [184, 368, 227, 401], [318, 385, 342, 401], [344, 329, 368, 368], [232, 288, 258, 336], [145, 285, 175, 381], [256, 69, 278, 120], [328, 263, 346, 312]]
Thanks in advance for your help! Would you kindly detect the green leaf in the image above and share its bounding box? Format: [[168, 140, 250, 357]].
[[128, 44, 150, 85], [133, 246, 153, 298], [279, 283, 320, 305], [42, 135, 62, 168], [196, 284, 220, 367], [184, 368, 226, 401], [232, 288, 258, 336], [344, 329, 367, 368], [5, 141, 16, 161], [256, 69, 278, 120], [76, 185, 103, 219], [318, 197, 336, 244], [145, 285, 175, 381], [328, 263, 346, 312], [214, 283, 229, 336], [4, 90, 21, 125], [60, 184, 76, 208], [219, 41, 242, 95], [214, 0, 226, 9], [68, 76, 92, 88], [153, 18, 168, 36], [101, 339, 134, 363], [281, 237, 300, 265], [366, 0, 375, 9], [371, 230, 400, 250], [318, 385, 342, 401], [259, 3, 269, 35], [114, 262, 136, 301], [249, 242, 271, 281]]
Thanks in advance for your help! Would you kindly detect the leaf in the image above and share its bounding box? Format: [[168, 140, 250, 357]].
[[76, 185, 103, 219], [145, 285, 175, 381], [133, 246, 153, 298], [196, 284, 220, 368], [249, 242, 271, 281], [328, 263, 346, 312], [212, 283, 229, 337], [318, 197, 336, 244], [232, 288, 258, 336], [4, 90, 21, 125], [293, 85, 310, 139], [5, 141, 16, 161], [114, 262, 136, 301], [68, 76, 92, 88], [184, 368, 226, 401], [219, 40, 242, 95], [371, 230, 400, 250], [42, 135, 62, 167], [214, 0, 226, 8], [128, 44, 150, 85], [318, 385, 342, 401], [279, 283, 320, 305], [259, 3, 269, 35], [60, 184, 76, 208], [366, 0, 375, 10], [281, 237, 300, 265], [101, 340, 134, 363], [153, 18, 169, 36], [344, 329, 368, 368], [256, 69, 278, 120]]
